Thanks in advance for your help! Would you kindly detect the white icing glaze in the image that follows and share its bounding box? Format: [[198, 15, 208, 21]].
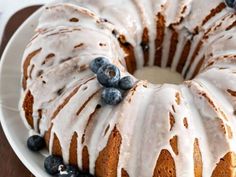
[[19, 0, 236, 177]]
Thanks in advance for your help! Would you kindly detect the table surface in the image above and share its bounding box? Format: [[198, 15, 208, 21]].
[[0, 6, 41, 177]]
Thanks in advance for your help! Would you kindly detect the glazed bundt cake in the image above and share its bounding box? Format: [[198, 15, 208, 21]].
[[20, 0, 236, 176]]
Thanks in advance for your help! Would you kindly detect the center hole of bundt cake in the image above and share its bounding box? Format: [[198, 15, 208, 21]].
[[133, 66, 184, 84]]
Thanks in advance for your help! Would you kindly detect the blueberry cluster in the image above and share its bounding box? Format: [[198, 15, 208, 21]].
[[27, 135, 94, 177], [225, 0, 236, 8], [90, 57, 134, 105]]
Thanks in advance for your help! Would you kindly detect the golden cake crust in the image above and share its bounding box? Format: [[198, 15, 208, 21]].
[[153, 149, 176, 177], [211, 152, 236, 177], [95, 127, 122, 177]]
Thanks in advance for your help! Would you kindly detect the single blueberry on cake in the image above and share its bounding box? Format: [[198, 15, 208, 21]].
[[119, 76, 134, 90], [89, 57, 109, 73], [101, 87, 122, 105], [97, 64, 120, 87]]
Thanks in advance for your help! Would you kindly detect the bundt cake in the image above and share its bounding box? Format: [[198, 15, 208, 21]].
[[20, 0, 236, 176]]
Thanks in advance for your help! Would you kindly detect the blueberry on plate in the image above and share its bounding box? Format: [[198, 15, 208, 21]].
[[27, 135, 45, 151], [89, 57, 109, 73], [225, 0, 236, 8], [119, 76, 134, 90], [97, 64, 120, 87], [57, 165, 80, 177], [44, 155, 63, 175], [101, 87, 122, 105]]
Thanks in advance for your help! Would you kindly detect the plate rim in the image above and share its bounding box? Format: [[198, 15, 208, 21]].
[[0, 6, 47, 177]]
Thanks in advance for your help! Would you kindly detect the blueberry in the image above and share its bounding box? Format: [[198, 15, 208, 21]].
[[101, 88, 122, 105], [44, 155, 63, 175], [27, 135, 45, 151], [97, 64, 120, 87], [57, 165, 80, 177], [225, 0, 236, 8], [119, 76, 134, 90], [89, 57, 109, 73]]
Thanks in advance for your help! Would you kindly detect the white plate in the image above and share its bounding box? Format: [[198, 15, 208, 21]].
[[0, 7, 51, 177]]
